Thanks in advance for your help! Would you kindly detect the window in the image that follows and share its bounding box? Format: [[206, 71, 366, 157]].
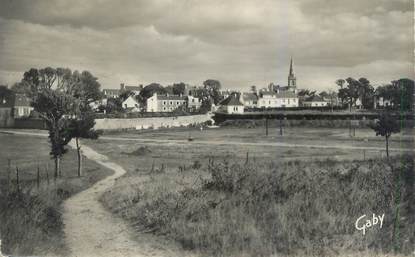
[[163, 101, 166, 105], [177, 101, 179, 105], [163, 107, 166, 111], [288, 99, 290, 104], [170, 101, 173, 105]]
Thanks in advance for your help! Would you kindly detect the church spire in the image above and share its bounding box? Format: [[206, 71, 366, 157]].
[[288, 57, 296, 90], [289, 57, 294, 76]]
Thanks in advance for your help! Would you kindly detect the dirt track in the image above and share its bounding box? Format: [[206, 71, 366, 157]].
[[63, 141, 195, 257]]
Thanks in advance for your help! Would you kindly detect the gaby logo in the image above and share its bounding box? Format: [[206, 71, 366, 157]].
[[355, 213, 385, 235]]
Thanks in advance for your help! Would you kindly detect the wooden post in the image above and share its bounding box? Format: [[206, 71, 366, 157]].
[[279, 118, 283, 136], [16, 166, 20, 192], [7, 159, 11, 189], [265, 117, 269, 136], [76, 137, 82, 177], [37, 164, 40, 190], [363, 149, 366, 160], [151, 160, 155, 173], [245, 152, 249, 164], [46, 163, 50, 187]]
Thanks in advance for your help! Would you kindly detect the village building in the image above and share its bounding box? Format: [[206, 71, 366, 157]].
[[217, 93, 244, 114], [187, 95, 201, 112], [102, 89, 120, 99], [120, 83, 142, 95], [13, 94, 33, 117], [258, 91, 299, 108], [241, 93, 258, 108], [146, 93, 187, 112], [302, 95, 329, 107], [122, 95, 141, 111]]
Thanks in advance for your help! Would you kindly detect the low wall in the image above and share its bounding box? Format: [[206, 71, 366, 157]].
[[14, 118, 46, 130], [94, 114, 213, 130]]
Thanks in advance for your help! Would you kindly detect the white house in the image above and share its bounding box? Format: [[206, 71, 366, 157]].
[[13, 94, 34, 117], [146, 93, 187, 112], [122, 95, 141, 111], [302, 95, 329, 107], [374, 96, 392, 108], [258, 91, 299, 108], [187, 95, 201, 112], [102, 89, 120, 98], [218, 94, 244, 114], [241, 93, 258, 108]]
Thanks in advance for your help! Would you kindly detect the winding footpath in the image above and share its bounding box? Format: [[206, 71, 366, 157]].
[[63, 142, 193, 257], [0, 130, 192, 257]]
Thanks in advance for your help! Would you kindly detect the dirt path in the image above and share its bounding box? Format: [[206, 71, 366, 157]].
[[63, 142, 195, 257]]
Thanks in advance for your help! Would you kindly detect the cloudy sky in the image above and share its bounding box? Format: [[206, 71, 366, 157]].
[[0, 0, 413, 91]]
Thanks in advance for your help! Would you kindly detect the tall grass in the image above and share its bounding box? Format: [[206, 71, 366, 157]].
[[0, 162, 112, 256], [102, 155, 414, 257]]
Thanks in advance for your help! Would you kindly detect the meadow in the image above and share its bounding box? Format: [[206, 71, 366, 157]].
[[86, 125, 414, 257], [0, 132, 112, 256]]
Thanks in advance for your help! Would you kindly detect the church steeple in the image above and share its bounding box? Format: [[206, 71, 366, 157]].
[[288, 57, 296, 90], [289, 57, 294, 77]]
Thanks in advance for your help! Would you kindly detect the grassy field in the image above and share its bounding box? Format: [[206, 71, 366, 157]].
[[0, 132, 112, 256], [85, 126, 414, 257]]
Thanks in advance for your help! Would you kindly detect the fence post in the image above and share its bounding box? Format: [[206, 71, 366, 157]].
[[151, 160, 155, 173], [46, 163, 50, 187], [16, 166, 20, 192], [265, 117, 269, 136], [37, 164, 40, 190], [7, 159, 11, 189], [245, 152, 249, 164]]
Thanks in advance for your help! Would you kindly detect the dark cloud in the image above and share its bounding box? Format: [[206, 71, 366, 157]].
[[0, 0, 413, 90]]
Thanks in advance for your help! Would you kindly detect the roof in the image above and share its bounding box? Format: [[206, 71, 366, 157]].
[[220, 94, 243, 106], [304, 95, 326, 102], [103, 89, 120, 94], [122, 95, 139, 104], [157, 95, 187, 101], [124, 86, 142, 91], [261, 91, 297, 98], [242, 93, 258, 101], [14, 94, 31, 107]]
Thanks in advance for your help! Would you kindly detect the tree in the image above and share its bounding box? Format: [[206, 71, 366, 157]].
[[139, 83, 166, 100], [31, 89, 77, 177], [370, 112, 400, 158], [394, 79, 414, 111], [343, 77, 360, 111], [336, 79, 346, 105], [172, 82, 186, 95], [119, 90, 133, 101], [319, 91, 329, 99], [105, 98, 123, 113], [66, 107, 100, 177], [357, 77, 375, 109], [203, 79, 222, 105]]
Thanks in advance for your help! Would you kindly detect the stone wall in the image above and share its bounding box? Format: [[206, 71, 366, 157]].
[[94, 114, 213, 130]]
